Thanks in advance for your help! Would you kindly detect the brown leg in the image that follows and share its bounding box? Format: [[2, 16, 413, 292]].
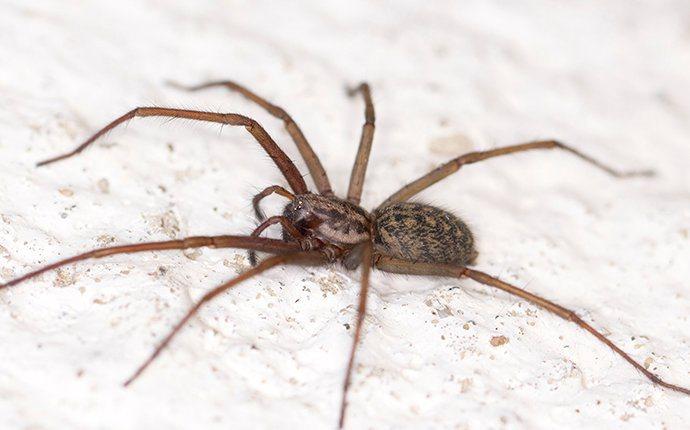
[[169, 80, 334, 196], [338, 241, 373, 429], [0, 235, 300, 290], [346, 83, 376, 205], [248, 215, 308, 266], [121, 251, 326, 386], [37, 107, 309, 194], [252, 185, 294, 223], [375, 255, 690, 395], [380, 140, 654, 208]]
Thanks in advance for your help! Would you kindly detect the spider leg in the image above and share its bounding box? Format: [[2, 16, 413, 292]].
[[380, 140, 654, 207], [119, 251, 325, 386], [249, 186, 299, 265], [375, 255, 690, 395], [252, 185, 294, 222], [0, 235, 300, 290], [169, 80, 334, 196], [346, 83, 376, 205], [36, 107, 309, 194], [248, 215, 308, 266], [339, 241, 373, 429]]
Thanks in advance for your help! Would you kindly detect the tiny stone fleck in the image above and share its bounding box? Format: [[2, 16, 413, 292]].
[[2, 267, 15, 278], [184, 248, 203, 260], [644, 356, 653, 369], [160, 210, 180, 238], [490, 335, 509, 347], [97, 178, 110, 194], [59, 187, 74, 197], [54, 268, 77, 288]]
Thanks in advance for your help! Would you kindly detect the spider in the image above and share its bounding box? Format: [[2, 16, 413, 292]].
[[1, 80, 688, 428]]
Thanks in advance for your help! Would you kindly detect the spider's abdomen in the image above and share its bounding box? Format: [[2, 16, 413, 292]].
[[373, 202, 477, 265]]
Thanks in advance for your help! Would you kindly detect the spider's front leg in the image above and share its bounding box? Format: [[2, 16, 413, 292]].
[[169, 79, 334, 196], [36, 107, 309, 195], [0, 235, 302, 290], [380, 139, 654, 208]]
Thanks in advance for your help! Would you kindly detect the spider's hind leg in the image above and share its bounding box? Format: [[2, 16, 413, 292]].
[[380, 139, 655, 207], [374, 255, 690, 396]]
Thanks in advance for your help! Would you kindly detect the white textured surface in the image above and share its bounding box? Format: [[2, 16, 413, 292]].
[[1, 1, 690, 429]]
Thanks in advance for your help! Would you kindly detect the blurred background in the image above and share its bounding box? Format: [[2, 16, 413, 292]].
[[1, 1, 689, 429]]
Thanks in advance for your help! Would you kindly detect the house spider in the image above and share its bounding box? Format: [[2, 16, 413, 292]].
[[1, 80, 688, 428]]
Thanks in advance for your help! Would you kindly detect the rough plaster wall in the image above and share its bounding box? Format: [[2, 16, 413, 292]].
[[1, 1, 690, 429]]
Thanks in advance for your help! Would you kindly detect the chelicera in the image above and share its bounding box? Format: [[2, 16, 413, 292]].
[[2, 80, 688, 428]]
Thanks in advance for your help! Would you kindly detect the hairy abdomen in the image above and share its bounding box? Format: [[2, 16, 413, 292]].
[[373, 203, 476, 265]]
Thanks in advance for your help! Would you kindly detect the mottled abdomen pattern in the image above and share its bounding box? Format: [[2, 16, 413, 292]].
[[373, 202, 476, 265]]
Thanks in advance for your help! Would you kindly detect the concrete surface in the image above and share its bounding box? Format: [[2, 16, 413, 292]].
[[1, 1, 689, 429]]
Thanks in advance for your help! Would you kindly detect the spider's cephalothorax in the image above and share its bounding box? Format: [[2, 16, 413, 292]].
[[282, 193, 372, 248], [2, 79, 686, 430]]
